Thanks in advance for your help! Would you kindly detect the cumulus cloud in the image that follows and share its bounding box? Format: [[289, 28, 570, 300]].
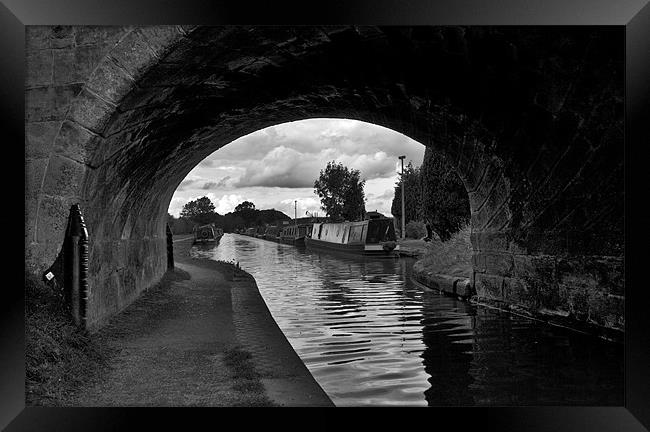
[[213, 194, 245, 215], [232, 146, 399, 189], [169, 118, 424, 217]]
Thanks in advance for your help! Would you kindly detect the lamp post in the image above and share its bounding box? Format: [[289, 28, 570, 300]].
[[398, 155, 406, 240]]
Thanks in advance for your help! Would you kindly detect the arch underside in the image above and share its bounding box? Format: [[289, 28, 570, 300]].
[[25, 26, 623, 331]]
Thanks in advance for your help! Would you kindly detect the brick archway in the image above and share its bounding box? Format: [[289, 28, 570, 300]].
[[25, 26, 623, 331]]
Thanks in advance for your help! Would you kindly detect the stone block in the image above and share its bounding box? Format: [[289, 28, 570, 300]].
[[512, 254, 556, 282], [484, 204, 511, 231], [53, 120, 97, 164], [68, 88, 116, 134], [26, 50, 53, 87], [74, 26, 129, 48], [474, 273, 503, 299], [86, 57, 136, 104], [110, 31, 158, 81], [471, 230, 509, 252], [462, 153, 487, 192], [586, 292, 624, 330], [41, 154, 86, 197], [26, 26, 51, 51], [26, 84, 83, 122], [35, 194, 73, 246], [51, 26, 76, 49], [26, 121, 60, 159], [138, 26, 185, 58], [25, 158, 48, 198], [53, 45, 105, 85], [481, 251, 514, 277], [502, 277, 538, 309], [25, 197, 40, 245]]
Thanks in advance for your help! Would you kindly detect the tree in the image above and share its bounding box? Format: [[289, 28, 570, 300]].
[[233, 201, 258, 226], [234, 201, 255, 212], [180, 196, 217, 225], [391, 161, 421, 231], [314, 161, 366, 222], [418, 147, 470, 241]]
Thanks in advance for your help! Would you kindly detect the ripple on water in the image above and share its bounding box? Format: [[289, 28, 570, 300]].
[[191, 234, 624, 406]]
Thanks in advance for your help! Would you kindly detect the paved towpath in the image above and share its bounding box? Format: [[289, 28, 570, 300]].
[[74, 236, 333, 407]]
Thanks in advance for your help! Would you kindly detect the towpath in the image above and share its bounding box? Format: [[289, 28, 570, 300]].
[[74, 235, 333, 407]]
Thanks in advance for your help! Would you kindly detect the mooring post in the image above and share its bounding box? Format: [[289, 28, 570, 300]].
[[64, 204, 89, 328], [166, 224, 174, 269]]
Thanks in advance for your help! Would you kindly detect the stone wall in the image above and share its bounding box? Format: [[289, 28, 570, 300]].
[[25, 26, 623, 331]]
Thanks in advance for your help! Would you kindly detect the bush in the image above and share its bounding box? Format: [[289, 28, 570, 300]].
[[405, 221, 427, 239]]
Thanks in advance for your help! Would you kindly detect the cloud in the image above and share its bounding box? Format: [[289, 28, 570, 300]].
[[213, 194, 245, 215], [170, 118, 424, 218], [232, 146, 400, 189], [201, 176, 231, 189]]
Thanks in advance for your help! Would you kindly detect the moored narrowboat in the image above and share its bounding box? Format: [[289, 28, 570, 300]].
[[193, 224, 224, 244], [305, 217, 399, 256], [264, 226, 282, 242], [280, 224, 310, 246]]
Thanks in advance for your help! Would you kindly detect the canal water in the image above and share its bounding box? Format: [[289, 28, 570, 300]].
[[191, 234, 623, 407]]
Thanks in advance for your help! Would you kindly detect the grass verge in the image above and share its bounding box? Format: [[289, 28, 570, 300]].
[[222, 347, 276, 407], [25, 271, 106, 406]]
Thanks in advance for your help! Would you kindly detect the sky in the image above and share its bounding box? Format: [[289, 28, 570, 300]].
[[168, 118, 425, 219]]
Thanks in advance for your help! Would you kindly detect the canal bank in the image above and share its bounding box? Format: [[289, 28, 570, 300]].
[[174, 236, 334, 406], [71, 235, 332, 407], [406, 229, 624, 343]]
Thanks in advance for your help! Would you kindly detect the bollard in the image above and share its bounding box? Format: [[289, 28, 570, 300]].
[[63, 204, 89, 328], [166, 224, 174, 269]]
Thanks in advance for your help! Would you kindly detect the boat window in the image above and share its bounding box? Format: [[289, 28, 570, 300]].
[[366, 219, 396, 243]]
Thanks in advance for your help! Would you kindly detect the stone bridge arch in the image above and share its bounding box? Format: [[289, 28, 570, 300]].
[[25, 25, 623, 331]]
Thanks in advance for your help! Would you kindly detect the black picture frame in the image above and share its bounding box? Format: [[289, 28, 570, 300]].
[[4, 0, 649, 429]]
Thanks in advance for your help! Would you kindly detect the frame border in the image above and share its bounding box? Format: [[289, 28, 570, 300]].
[[4, 0, 650, 429]]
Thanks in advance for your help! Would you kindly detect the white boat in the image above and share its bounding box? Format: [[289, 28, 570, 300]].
[[305, 217, 399, 256]]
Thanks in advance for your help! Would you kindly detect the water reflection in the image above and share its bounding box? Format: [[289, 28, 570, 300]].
[[191, 234, 623, 406]]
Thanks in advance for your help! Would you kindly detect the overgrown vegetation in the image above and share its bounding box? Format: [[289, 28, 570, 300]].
[[405, 221, 427, 239], [417, 225, 473, 277], [25, 272, 106, 406], [392, 148, 470, 241]]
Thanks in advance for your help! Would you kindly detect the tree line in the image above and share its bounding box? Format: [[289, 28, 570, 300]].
[[167, 199, 290, 234], [169, 149, 470, 242]]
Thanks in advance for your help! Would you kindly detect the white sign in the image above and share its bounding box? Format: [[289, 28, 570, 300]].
[[45, 272, 54, 281]]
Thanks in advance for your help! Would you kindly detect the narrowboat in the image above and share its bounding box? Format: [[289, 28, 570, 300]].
[[193, 224, 224, 244], [264, 226, 282, 242], [279, 224, 310, 246], [305, 217, 399, 256]]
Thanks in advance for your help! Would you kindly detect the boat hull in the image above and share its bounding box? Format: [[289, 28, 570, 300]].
[[280, 236, 306, 246], [305, 237, 398, 257]]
